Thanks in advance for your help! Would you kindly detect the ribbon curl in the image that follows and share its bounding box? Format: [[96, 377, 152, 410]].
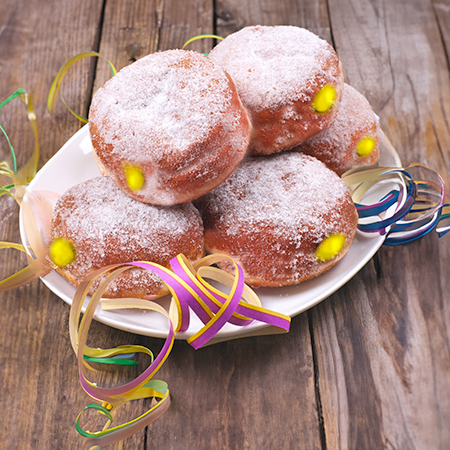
[[181, 34, 224, 56], [0, 88, 39, 198], [342, 164, 450, 244], [70, 264, 173, 446], [69, 255, 291, 446], [47, 51, 117, 123], [0, 89, 58, 290]]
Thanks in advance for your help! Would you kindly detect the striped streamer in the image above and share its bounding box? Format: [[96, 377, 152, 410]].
[[342, 164, 450, 244]]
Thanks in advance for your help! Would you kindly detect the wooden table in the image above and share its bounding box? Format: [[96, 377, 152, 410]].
[[1, 0, 449, 448]]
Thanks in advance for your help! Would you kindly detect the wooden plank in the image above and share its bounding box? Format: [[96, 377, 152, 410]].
[[215, 0, 333, 42], [145, 314, 322, 450], [327, 0, 450, 179], [93, 0, 215, 94], [157, 0, 215, 52], [91, 0, 162, 94], [89, 1, 323, 449], [311, 0, 450, 448], [433, 0, 450, 66], [0, 0, 103, 167], [0, 0, 108, 448]]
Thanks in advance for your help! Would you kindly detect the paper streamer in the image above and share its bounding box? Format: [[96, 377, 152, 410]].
[[0, 189, 59, 290], [1, 50, 449, 449], [342, 163, 450, 244], [47, 51, 117, 123], [92, 255, 291, 348], [70, 264, 173, 446], [0, 89, 57, 290], [69, 256, 290, 446], [181, 34, 224, 56], [0, 88, 39, 197]]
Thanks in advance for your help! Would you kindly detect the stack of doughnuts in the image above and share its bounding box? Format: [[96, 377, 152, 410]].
[[50, 25, 380, 295]]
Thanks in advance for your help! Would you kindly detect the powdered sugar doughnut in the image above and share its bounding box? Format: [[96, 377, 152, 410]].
[[196, 153, 358, 287], [50, 177, 204, 298], [89, 49, 251, 205], [292, 83, 380, 175], [209, 26, 344, 155]]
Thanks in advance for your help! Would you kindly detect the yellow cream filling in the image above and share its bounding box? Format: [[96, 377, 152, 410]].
[[313, 85, 336, 113], [124, 164, 145, 191], [356, 137, 376, 157], [49, 237, 76, 267], [315, 234, 346, 262]]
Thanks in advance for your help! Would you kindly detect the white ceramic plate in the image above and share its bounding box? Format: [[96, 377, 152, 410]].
[[22, 125, 401, 341]]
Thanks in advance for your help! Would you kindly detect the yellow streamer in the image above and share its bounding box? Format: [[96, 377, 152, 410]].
[[181, 34, 224, 56], [47, 51, 117, 123], [0, 89, 39, 201]]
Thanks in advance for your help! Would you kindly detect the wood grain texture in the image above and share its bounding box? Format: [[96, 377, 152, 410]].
[[328, 0, 450, 180], [0, 0, 113, 448], [92, 0, 215, 102], [144, 314, 321, 450], [433, 0, 450, 62], [0, 0, 104, 166], [312, 240, 450, 450], [215, 0, 332, 43], [312, 0, 450, 449], [1, 0, 449, 449], [91, 0, 162, 94], [157, 0, 214, 52]]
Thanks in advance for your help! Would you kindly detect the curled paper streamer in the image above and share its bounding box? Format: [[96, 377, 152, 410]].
[[70, 256, 290, 446], [0, 89, 57, 289], [181, 34, 224, 56], [86, 255, 291, 349], [47, 51, 117, 123], [170, 254, 291, 347], [0, 88, 39, 198], [0, 189, 59, 290], [342, 164, 450, 244], [70, 264, 173, 446]]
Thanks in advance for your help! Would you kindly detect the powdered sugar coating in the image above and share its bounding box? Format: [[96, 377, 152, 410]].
[[89, 49, 251, 205], [51, 176, 204, 298], [209, 26, 344, 154], [210, 26, 338, 109], [293, 83, 380, 175], [197, 153, 358, 286]]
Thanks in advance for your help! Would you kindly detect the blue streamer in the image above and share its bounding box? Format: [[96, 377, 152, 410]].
[[346, 164, 449, 245]]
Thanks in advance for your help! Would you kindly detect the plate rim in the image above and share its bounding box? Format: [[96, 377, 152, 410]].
[[23, 124, 401, 340]]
